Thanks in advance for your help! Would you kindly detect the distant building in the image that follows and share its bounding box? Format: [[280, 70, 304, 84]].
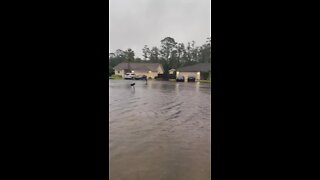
[[113, 63, 164, 79], [177, 63, 211, 81]]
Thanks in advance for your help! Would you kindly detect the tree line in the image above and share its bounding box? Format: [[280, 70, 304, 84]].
[[108, 36, 214, 76]]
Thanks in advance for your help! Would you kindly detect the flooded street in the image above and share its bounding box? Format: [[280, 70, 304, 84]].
[[109, 80, 211, 180]]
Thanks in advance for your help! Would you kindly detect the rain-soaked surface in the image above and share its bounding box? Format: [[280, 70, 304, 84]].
[[109, 80, 211, 180]]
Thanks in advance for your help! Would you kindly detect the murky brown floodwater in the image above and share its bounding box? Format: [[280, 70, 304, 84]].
[[109, 80, 211, 180]]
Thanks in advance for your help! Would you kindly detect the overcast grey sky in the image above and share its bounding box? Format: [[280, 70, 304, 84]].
[[109, 0, 211, 58]]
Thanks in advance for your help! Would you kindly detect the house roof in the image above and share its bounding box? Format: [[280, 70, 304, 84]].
[[178, 63, 211, 72], [114, 63, 163, 72]]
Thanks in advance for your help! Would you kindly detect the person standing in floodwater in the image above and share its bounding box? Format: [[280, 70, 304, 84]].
[[130, 81, 135, 89], [145, 76, 148, 84]]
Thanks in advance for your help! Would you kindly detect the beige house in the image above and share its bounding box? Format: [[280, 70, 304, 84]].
[[169, 69, 176, 74], [177, 63, 211, 82], [114, 63, 164, 79]]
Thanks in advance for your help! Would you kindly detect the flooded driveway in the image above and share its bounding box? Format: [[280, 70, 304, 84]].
[[109, 80, 211, 180]]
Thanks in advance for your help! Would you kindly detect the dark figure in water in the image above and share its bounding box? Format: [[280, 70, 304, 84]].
[[145, 77, 148, 84], [130, 82, 135, 89]]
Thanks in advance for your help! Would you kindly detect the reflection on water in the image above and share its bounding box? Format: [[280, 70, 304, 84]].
[[109, 80, 211, 180]]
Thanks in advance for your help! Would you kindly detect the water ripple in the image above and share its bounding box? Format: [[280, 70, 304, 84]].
[[109, 80, 211, 180]]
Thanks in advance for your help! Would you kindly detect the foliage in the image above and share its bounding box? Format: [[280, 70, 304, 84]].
[[109, 66, 114, 76], [108, 36, 214, 75], [199, 80, 211, 83], [142, 45, 151, 60], [201, 71, 210, 80]]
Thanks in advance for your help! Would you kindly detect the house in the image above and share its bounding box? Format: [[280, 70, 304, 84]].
[[177, 63, 211, 81], [169, 69, 176, 74], [113, 63, 164, 79]]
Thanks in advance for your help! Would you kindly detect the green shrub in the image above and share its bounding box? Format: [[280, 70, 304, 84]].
[[201, 72, 210, 80], [199, 80, 211, 83], [109, 67, 114, 76]]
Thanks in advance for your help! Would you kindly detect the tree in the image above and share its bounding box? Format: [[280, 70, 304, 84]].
[[135, 57, 142, 62], [124, 48, 135, 62], [190, 41, 198, 62], [124, 48, 135, 71], [169, 49, 179, 69], [182, 40, 202, 66], [211, 37, 215, 62], [160, 37, 177, 62], [109, 66, 114, 76], [109, 53, 115, 58], [115, 49, 125, 58], [142, 45, 151, 61], [150, 46, 160, 63], [199, 37, 211, 63], [185, 42, 192, 63], [176, 43, 186, 66], [109, 49, 127, 69]]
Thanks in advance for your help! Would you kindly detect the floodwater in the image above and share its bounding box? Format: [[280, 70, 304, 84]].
[[109, 80, 211, 180]]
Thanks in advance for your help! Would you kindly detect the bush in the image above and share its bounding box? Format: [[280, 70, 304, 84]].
[[109, 67, 114, 76], [202, 72, 210, 80]]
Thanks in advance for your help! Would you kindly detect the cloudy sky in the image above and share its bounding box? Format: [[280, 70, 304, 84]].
[[109, 0, 211, 58]]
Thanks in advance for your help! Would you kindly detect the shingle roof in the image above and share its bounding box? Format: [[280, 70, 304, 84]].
[[178, 63, 211, 72], [113, 63, 163, 72]]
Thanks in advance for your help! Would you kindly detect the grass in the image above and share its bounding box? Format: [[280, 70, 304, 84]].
[[199, 80, 211, 83], [109, 74, 122, 80]]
